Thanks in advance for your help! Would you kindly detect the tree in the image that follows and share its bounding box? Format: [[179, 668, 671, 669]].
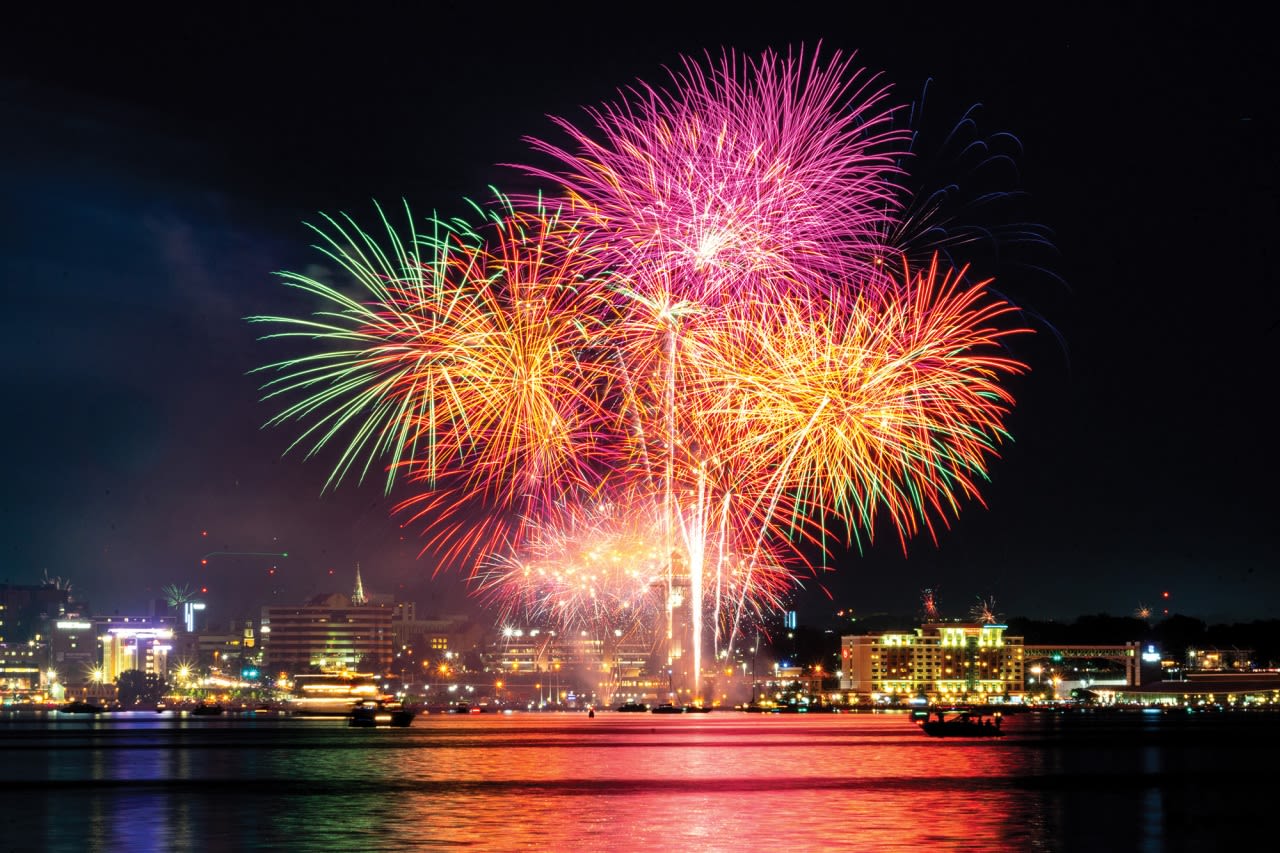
[[1151, 615, 1207, 662], [116, 669, 166, 706]]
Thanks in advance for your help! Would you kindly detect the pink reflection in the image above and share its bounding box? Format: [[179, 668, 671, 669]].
[[391, 714, 1041, 849]]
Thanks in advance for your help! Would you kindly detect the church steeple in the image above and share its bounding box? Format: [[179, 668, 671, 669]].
[[351, 563, 368, 606]]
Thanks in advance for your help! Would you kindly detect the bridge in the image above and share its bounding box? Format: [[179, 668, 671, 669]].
[[1023, 642, 1143, 686]]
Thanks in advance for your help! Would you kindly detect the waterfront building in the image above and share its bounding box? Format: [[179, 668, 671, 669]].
[[0, 641, 46, 698], [262, 593, 393, 675], [489, 625, 655, 706], [0, 581, 75, 643], [1185, 646, 1254, 672], [841, 622, 1025, 704], [49, 618, 99, 684], [100, 619, 176, 682], [191, 631, 246, 670], [1099, 672, 1280, 707], [391, 613, 474, 657]]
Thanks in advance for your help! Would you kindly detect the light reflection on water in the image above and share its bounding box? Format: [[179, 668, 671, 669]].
[[1, 710, 1271, 851]]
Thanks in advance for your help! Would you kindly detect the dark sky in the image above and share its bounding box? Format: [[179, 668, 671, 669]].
[[2, 5, 1275, 627]]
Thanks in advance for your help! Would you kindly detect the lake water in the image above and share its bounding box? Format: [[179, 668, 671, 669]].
[[0, 709, 1270, 851]]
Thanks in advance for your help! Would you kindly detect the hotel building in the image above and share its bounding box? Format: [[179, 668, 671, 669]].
[[841, 622, 1025, 704]]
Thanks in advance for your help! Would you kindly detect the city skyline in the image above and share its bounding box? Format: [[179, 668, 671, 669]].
[[2, 7, 1275, 625]]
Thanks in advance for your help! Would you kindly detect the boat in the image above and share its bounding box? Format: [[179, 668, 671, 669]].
[[651, 703, 684, 714], [349, 699, 417, 728], [682, 705, 713, 713], [285, 673, 382, 717], [916, 708, 1004, 738], [58, 700, 104, 714], [191, 702, 224, 716], [615, 702, 648, 712]]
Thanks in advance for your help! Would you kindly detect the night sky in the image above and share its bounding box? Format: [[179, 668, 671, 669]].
[[3, 6, 1275, 626]]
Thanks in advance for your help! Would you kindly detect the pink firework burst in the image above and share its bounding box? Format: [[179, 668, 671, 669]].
[[522, 45, 909, 305]]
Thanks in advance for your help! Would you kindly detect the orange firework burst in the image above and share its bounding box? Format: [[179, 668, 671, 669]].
[[253, 196, 619, 570], [699, 256, 1029, 552]]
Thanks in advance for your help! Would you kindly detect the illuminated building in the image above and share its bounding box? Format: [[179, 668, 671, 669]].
[[189, 631, 245, 670], [50, 619, 98, 684], [0, 642, 46, 696], [1186, 646, 1254, 672], [262, 593, 393, 675], [391, 613, 485, 668], [100, 620, 175, 682], [1100, 672, 1280, 707], [841, 622, 1025, 703], [490, 625, 654, 705]]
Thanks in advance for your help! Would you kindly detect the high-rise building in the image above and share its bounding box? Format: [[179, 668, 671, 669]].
[[841, 622, 1025, 704], [50, 618, 99, 684], [0, 582, 73, 642], [262, 593, 393, 675]]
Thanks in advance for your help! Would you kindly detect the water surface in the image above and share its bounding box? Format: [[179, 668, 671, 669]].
[[1, 709, 1268, 851]]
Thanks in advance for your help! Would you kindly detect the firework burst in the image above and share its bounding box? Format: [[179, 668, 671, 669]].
[[162, 583, 195, 609], [252, 196, 618, 569], [522, 45, 908, 305], [698, 256, 1028, 552], [970, 595, 1001, 624], [256, 45, 1042, 693], [920, 588, 940, 621]]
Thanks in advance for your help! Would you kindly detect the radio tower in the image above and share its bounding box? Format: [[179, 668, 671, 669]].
[[351, 563, 368, 606]]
